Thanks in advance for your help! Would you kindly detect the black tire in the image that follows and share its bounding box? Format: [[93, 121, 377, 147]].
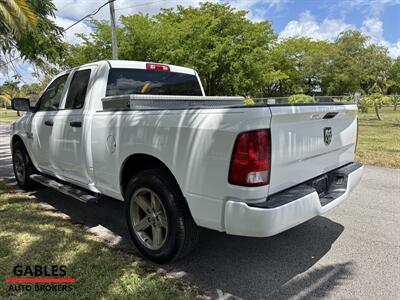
[[12, 141, 37, 189], [125, 169, 200, 263]]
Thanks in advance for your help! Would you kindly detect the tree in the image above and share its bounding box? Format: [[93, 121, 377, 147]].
[[0, 80, 20, 98], [62, 19, 117, 68], [389, 57, 400, 110], [57, 3, 397, 99], [0, 94, 11, 108], [62, 3, 277, 97], [323, 31, 366, 95], [0, 80, 24, 114], [0, 80, 44, 111], [150, 3, 277, 96], [0, 0, 64, 67], [270, 38, 334, 95], [362, 93, 391, 120], [325, 30, 392, 96], [391, 95, 399, 111], [363, 44, 393, 94], [0, 0, 37, 38]]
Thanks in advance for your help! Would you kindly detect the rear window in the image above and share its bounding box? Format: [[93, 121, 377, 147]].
[[106, 68, 203, 96]]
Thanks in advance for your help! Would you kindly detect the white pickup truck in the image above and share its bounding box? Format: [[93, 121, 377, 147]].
[[10, 60, 363, 263]]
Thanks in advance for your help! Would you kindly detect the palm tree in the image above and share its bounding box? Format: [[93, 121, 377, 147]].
[[0, 94, 12, 108], [0, 81, 26, 115], [0, 0, 37, 38], [0, 0, 38, 69]]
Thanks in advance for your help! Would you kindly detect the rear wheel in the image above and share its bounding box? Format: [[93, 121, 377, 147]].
[[125, 169, 199, 263], [12, 141, 37, 189]]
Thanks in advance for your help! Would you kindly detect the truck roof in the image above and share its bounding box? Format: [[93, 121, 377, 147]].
[[78, 60, 197, 75]]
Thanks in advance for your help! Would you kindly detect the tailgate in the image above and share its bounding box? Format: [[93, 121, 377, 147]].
[[268, 104, 358, 194]]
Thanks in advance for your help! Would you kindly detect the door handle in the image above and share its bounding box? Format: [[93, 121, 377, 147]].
[[70, 121, 82, 128], [44, 120, 53, 126]]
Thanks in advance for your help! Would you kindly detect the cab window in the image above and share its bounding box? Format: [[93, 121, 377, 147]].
[[64, 69, 91, 109], [37, 75, 69, 111], [106, 68, 203, 96]]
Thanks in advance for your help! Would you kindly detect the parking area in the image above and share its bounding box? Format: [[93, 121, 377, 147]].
[[0, 123, 399, 299]]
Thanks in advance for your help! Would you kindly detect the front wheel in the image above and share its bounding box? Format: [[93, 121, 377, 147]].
[[12, 141, 37, 189], [125, 169, 199, 263]]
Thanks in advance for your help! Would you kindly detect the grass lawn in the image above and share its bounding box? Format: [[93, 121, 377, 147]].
[[356, 107, 400, 168], [0, 182, 197, 300], [0, 110, 19, 124]]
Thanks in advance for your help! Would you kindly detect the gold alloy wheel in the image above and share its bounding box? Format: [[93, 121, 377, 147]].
[[130, 187, 169, 250]]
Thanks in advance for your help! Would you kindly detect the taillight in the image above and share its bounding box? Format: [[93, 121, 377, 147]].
[[228, 129, 271, 186], [146, 63, 170, 72]]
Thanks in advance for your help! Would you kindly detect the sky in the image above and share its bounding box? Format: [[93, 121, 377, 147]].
[[1, 0, 400, 84]]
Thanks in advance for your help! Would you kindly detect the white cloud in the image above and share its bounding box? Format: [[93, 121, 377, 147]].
[[279, 11, 400, 59], [54, 0, 111, 21], [53, 0, 285, 24], [342, 0, 400, 16], [54, 0, 203, 21], [361, 17, 400, 58], [226, 0, 287, 21], [52, 1, 213, 43], [225, 0, 287, 12], [51, 16, 93, 44], [361, 17, 384, 42], [279, 11, 354, 41], [388, 41, 400, 59]]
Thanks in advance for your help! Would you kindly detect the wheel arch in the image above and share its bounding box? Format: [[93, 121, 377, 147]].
[[11, 134, 24, 151], [11, 134, 39, 172], [120, 153, 184, 200]]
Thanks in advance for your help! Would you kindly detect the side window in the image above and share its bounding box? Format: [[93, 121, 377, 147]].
[[38, 75, 68, 111], [64, 69, 91, 109]]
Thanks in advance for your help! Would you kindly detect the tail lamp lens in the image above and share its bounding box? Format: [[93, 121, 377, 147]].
[[146, 63, 170, 72], [228, 129, 271, 186]]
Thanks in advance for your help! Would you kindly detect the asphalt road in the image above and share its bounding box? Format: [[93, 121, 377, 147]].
[[1, 123, 399, 300]]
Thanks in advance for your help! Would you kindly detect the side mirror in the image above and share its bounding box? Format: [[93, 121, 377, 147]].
[[12, 98, 31, 112]]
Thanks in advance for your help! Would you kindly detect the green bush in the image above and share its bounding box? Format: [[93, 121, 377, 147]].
[[243, 98, 255, 105], [288, 94, 315, 103], [391, 95, 399, 111], [333, 96, 353, 103], [358, 100, 369, 113]]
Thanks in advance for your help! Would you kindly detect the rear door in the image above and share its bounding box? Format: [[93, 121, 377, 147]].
[[268, 104, 358, 194], [53, 67, 94, 185]]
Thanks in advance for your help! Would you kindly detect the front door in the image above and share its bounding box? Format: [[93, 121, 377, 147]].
[[31, 74, 69, 175]]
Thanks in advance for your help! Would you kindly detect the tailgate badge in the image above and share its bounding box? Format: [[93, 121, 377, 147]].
[[324, 127, 332, 146]]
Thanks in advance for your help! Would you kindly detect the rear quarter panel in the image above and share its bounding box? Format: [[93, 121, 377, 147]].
[[90, 106, 271, 230]]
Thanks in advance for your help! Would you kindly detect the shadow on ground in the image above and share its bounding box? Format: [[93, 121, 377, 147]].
[[18, 185, 350, 299]]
